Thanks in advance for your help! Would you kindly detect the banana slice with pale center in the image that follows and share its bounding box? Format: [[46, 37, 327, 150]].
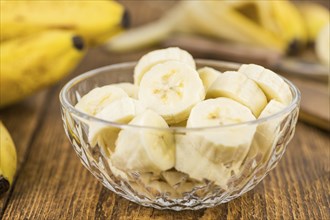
[[134, 47, 196, 85], [247, 99, 286, 163], [207, 71, 267, 117], [75, 85, 128, 115], [186, 97, 256, 172], [88, 97, 145, 153], [238, 64, 292, 105], [111, 110, 175, 174], [139, 60, 205, 124], [198, 67, 222, 92], [112, 82, 139, 99]]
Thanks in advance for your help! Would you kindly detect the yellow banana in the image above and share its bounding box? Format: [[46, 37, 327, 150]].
[[268, 0, 307, 53], [296, 2, 330, 42], [0, 30, 85, 108], [0, 0, 128, 45], [0, 121, 17, 195]]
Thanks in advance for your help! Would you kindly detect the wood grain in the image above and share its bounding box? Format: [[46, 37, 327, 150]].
[[0, 90, 49, 214], [1, 1, 329, 219]]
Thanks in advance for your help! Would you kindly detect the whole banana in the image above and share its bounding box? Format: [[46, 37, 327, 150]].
[[0, 0, 128, 45], [0, 122, 17, 195], [268, 0, 307, 53], [0, 30, 85, 107]]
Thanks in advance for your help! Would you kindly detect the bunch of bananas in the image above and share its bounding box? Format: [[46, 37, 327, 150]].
[[106, 0, 329, 57], [0, 0, 128, 108], [0, 0, 128, 195]]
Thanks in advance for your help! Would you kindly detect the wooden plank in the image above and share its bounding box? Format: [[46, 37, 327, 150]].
[[2, 120, 329, 219]]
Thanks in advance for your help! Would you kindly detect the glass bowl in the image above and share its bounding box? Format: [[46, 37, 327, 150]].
[[59, 59, 300, 211]]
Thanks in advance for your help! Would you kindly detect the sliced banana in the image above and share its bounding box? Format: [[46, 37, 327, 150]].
[[187, 97, 256, 172], [161, 170, 189, 188], [247, 100, 286, 162], [139, 60, 205, 124], [175, 134, 230, 189], [238, 64, 292, 105], [198, 67, 221, 92], [88, 97, 145, 153], [170, 119, 187, 127], [207, 71, 267, 117], [134, 47, 196, 85], [75, 85, 128, 115], [108, 159, 129, 180], [111, 110, 175, 174], [112, 82, 139, 99], [133, 172, 177, 197]]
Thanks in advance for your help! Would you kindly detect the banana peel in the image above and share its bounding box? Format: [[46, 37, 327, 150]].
[[0, 122, 17, 195], [0, 0, 129, 108], [0, 0, 128, 45], [0, 30, 85, 108]]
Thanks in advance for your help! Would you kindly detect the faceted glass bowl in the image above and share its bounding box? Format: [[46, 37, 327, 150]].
[[59, 60, 300, 210]]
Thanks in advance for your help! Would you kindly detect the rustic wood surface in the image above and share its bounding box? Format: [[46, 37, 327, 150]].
[[1, 1, 329, 219]]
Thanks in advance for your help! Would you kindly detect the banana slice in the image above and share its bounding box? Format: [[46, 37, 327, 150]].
[[170, 119, 187, 127], [130, 172, 177, 198], [75, 85, 128, 115], [247, 100, 286, 162], [139, 60, 205, 124], [108, 159, 129, 180], [161, 170, 189, 188], [112, 82, 139, 99], [88, 97, 145, 153], [187, 97, 256, 172], [207, 71, 267, 117], [111, 110, 175, 173], [238, 64, 292, 105], [175, 134, 230, 189], [134, 47, 196, 85], [198, 67, 221, 92]]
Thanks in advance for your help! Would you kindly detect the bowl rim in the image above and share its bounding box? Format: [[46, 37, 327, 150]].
[[59, 59, 301, 132]]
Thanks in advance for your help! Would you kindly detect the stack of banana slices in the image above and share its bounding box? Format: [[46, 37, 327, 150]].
[[75, 47, 293, 196]]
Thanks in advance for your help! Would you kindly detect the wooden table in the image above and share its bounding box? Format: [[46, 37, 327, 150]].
[[1, 1, 329, 219]]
